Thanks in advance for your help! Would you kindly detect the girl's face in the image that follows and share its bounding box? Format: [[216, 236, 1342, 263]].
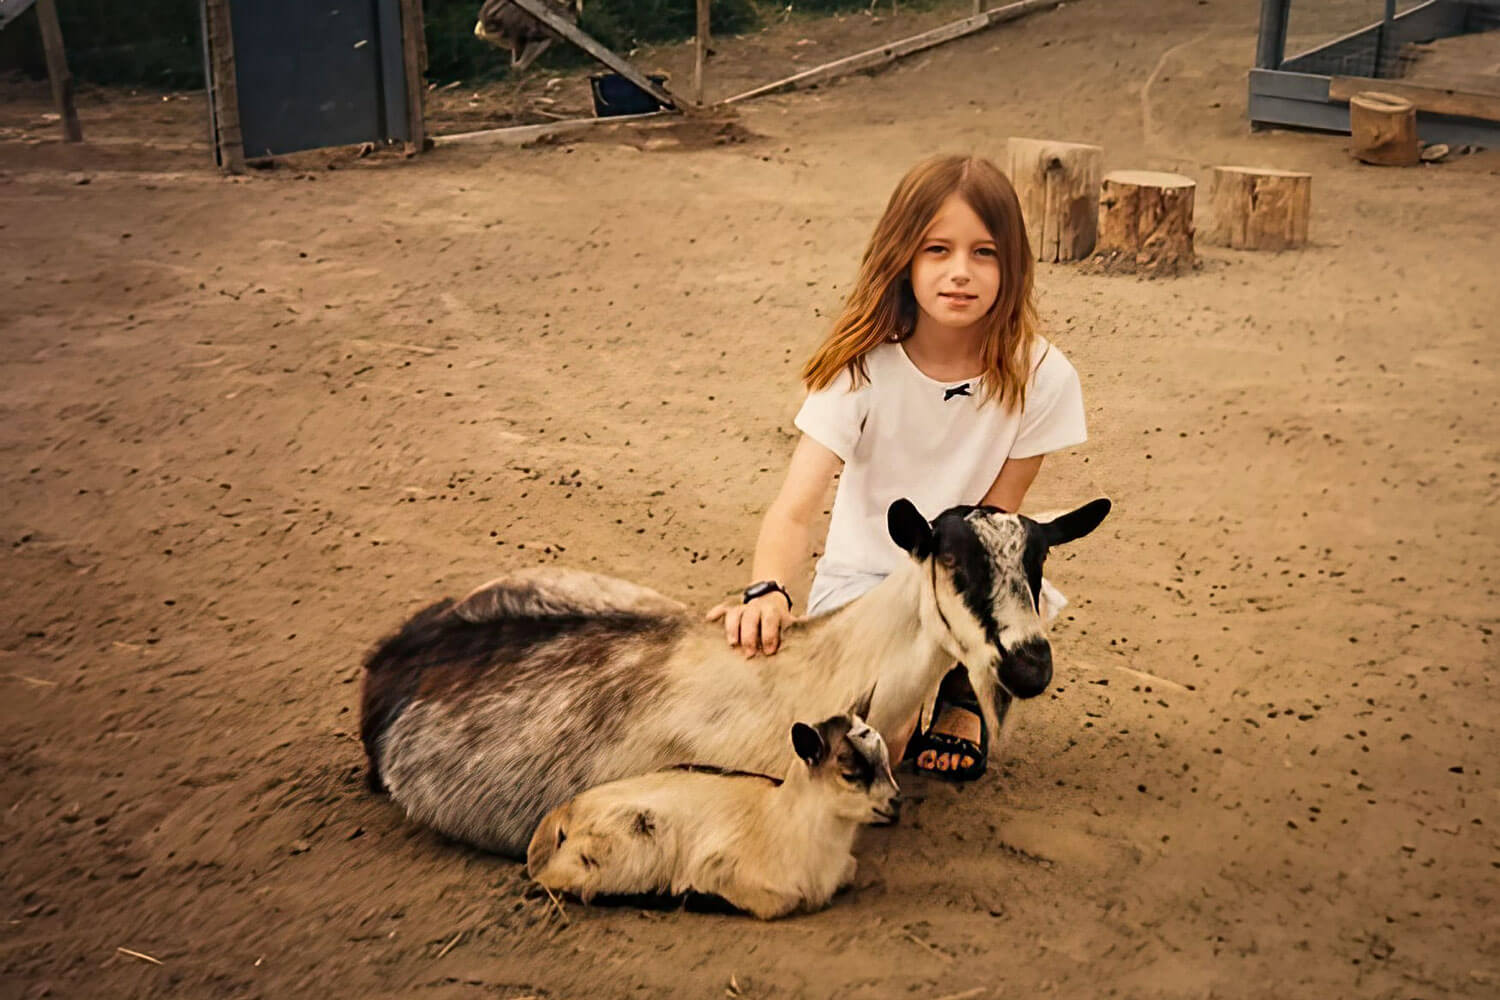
[[907, 193, 1001, 331]]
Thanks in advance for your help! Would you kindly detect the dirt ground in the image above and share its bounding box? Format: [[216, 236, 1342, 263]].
[[2, 1, 1498, 997]]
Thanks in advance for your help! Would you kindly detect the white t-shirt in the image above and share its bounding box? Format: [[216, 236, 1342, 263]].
[[794, 338, 1087, 585]]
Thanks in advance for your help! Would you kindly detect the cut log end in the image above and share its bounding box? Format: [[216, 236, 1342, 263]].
[[1206, 165, 1311, 251], [1093, 170, 1196, 276], [1349, 91, 1420, 167], [1007, 137, 1104, 263]]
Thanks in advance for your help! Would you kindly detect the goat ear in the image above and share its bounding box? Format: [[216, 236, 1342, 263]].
[[1038, 498, 1111, 547], [887, 499, 933, 559], [791, 723, 827, 767], [847, 684, 875, 722]]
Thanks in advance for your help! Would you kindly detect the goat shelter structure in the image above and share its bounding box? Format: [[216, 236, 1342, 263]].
[[1250, 0, 1500, 147], [201, 0, 426, 170]]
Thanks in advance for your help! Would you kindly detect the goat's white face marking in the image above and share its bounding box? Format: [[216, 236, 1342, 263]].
[[917, 506, 1056, 719], [962, 513, 1047, 646], [927, 510, 1045, 652]]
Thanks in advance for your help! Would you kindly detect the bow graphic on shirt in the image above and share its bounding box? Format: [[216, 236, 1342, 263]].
[[943, 383, 972, 401]]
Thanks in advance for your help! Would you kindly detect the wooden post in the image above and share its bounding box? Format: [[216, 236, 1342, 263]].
[[34, 0, 81, 142], [1007, 137, 1103, 262], [203, 0, 244, 172], [399, 0, 427, 154], [694, 0, 709, 107], [1205, 166, 1310, 250], [1349, 91, 1419, 166], [1095, 170, 1196, 275]]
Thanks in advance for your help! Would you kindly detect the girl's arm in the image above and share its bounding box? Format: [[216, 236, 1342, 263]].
[[981, 454, 1043, 512], [707, 435, 842, 656]]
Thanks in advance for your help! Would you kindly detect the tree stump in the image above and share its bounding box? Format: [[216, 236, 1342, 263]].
[[1095, 170, 1196, 275], [1349, 91, 1419, 166], [1007, 137, 1104, 263], [1205, 166, 1311, 250]]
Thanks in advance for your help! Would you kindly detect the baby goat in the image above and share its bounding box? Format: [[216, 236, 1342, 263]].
[[527, 710, 899, 920]]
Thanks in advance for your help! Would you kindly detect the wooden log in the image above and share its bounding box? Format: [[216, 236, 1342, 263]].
[[1205, 166, 1310, 250], [1006, 137, 1102, 262], [34, 0, 81, 142], [1348, 91, 1419, 166], [1095, 170, 1196, 275]]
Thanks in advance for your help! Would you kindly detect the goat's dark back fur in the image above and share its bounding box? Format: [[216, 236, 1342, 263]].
[[361, 593, 682, 797]]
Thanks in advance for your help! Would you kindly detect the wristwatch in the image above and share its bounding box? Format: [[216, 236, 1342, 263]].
[[742, 580, 793, 612]]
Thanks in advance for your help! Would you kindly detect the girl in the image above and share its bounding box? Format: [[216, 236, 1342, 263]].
[[708, 154, 1088, 781]]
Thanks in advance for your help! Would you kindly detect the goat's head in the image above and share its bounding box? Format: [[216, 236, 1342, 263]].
[[790, 704, 900, 826], [888, 497, 1111, 726]]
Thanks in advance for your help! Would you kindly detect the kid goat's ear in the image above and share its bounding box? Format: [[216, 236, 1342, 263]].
[[791, 722, 828, 768], [887, 499, 933, 559], [1039, 498, 1112, 548]]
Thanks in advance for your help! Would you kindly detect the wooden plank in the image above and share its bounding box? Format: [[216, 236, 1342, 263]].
[[0, 0, 39, 33], [34, 0, 81, 142], [398, 0, 427, 154], [1330, 75, 1500, 123], [434, 110, 674, 148], [725, 0, 1060, 105], [506, 0, 680, 109], [694, 0, 709, 106], [202, 0, 244, 172]]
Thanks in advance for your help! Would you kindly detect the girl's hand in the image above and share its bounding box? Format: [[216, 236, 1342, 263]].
[[705, 594, 797, 657]]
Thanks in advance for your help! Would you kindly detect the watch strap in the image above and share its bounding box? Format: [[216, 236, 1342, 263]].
[[742, 580, 793, 612]]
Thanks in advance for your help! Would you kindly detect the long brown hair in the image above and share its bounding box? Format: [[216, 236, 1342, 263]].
[[801, 154, 1038, 410]]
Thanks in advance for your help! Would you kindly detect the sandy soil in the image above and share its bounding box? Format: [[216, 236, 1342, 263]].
[[2, 1, 1498, 997]]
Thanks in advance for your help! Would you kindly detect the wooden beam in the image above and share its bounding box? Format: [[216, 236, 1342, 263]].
[[1330, 75, 1500, 124], [34, 0, 81, 142], [725, 0, 1061, 105], [506, 0, 680, 110], [0, 0, 40, 33], [202, 0, 244, 173], [398, 0, 427, 154], [694, 0, 709, 107], [434, 110, 674, 148]]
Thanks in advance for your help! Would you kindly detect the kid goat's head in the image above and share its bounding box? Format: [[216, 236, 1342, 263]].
[[790, 701, 900, 826], [888, 497, 1111, 725]]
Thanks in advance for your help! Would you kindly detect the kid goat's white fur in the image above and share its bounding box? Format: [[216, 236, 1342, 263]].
[[527, 710, 899, 919], [361, 497, 1110, 857]]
